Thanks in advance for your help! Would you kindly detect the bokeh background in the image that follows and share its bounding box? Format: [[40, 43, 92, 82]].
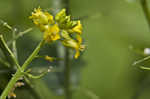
[[1, 0, 150, 99]]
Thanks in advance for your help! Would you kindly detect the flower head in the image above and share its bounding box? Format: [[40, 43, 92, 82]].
[[43, 24, 60, 42], [30, 7, 85, 59], [29, 7, 54, 28], [55, 9, 85, 58]]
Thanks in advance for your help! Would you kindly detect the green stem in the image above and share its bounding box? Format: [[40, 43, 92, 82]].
[[21, 40, 45, 71], [7, 28, 33, 46], [12, 28, 18, 61], [0, 69, 22, 99], [64, 48, 72, 99], [0, 35, 20, 69], [0, 39, 45, 99], [0, 19, 13, 30], [140, 0, 150, 28]]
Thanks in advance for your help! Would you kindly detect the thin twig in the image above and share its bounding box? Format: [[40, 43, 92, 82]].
[[12, 28, 18, 60], [0, 35, 20, 69], [0, 39, 45, 99], [0, 19, 13, 30], [140, 66, 150, 70], [133, 55, 150, 65], [7, 28, 33, 45]]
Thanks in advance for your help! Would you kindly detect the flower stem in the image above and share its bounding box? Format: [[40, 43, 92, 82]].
[[12, 28, 18, 63], [64, 48, 72, 99], [0, 39, 45, 99], [0, 35, 20, 69], [0, 69, 22, 99], [21, 40, 45, 71]]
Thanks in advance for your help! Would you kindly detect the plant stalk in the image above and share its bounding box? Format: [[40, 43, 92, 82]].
[[0, 39, 45, 99], [0, 35, 20, 69], [64, 48, 72, 99], [12, 29, 18, 63]]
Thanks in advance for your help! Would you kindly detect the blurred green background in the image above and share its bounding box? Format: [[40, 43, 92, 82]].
[[1, 0, 150, 99]]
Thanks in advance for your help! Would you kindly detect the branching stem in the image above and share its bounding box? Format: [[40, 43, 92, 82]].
[[0, 36, 45, 99]]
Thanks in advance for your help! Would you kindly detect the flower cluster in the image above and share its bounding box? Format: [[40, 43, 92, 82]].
[[30, 7, 85, 58]]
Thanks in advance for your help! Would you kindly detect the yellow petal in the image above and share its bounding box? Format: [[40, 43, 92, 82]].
[[30, 7, 54, 26], [43, 24, 60, 42], [76, 34, 82, 44], [44, 12, 54, 24], [72, 21, 82, 34], [75, 50, 80, 59], [62, 39, 78, 49]]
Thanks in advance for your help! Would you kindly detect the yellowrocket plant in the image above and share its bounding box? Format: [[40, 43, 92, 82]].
[[0, 7, 85, 99], [30, 7, 85, 59]]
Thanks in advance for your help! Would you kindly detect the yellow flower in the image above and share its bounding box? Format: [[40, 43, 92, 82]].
[[72, 21, 82, 34], [38, 24, 49, 32], [55, 9, 78, 29], [30, 7, 85, 58], [62, 38, 84, 59], [61, 30, 71, 40], [55, 9, 66, 23], [29, 7, 54, 26], [76, 34, 82, 44], [43, 24, 60, 42], [45, 55, 54, 62], [61, 30, 85, 59], [30, 7, 61, 43]]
